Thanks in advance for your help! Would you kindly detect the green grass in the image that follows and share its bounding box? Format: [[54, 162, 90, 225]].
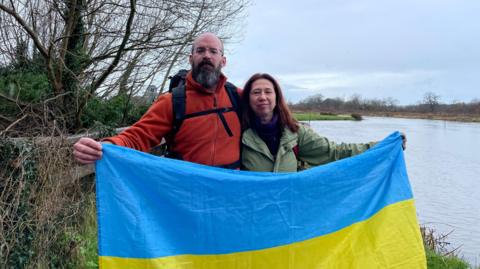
[[77, 194, 99, 269], [426, 247, 470, 269], [293, 112, 355, 121]]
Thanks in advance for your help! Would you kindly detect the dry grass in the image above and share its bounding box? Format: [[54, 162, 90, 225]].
[[421, 226, 461, 256], [1, 135, 95, 268], [421, 226, 472, 268]]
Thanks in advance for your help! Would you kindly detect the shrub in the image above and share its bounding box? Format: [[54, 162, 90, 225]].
[[351, 113, 363, 121], [81, 94, 149, 129]]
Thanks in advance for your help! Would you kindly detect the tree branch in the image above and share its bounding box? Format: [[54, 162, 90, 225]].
[[0, 3, 62, 95], [0, 114, 28, 136], [0, 92, 28, 107], [159, 0, 205, 92], [0, 3, 49, 59], [89, 0, 136, 92], [0, 114, 14, 123]]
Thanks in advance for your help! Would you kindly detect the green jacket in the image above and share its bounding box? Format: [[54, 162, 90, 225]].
[[241, 124, 375, 172]]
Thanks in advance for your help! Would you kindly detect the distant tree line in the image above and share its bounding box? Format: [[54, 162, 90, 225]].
[[291, 91, 480, 115]]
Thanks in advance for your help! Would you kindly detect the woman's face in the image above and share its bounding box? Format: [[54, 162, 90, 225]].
[[249, 78, 276, 120]]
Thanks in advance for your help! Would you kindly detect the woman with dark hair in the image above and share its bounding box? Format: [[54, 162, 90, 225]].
[[240, 73, 377, 172]]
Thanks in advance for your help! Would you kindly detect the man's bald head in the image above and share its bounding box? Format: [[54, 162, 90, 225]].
[[191, 32, 224, 55]]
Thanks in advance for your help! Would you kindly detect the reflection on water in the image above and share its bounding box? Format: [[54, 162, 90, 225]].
[[308, 117, 480, 265]]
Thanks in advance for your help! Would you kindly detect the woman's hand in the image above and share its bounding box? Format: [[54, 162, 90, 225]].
[[400, 132, 407, 151], [73, 137, 103, 164]]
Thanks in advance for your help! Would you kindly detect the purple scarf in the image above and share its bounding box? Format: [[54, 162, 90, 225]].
[[252, 114, 282, 156]]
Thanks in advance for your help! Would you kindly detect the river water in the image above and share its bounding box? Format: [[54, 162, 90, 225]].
[[308, 116, 480, 266]]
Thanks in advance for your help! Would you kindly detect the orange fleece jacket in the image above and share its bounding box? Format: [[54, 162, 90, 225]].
[[104, 72, 241, 166]]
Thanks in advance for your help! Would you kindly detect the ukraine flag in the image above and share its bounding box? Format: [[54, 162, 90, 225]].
[[95, 132, 426, 268]]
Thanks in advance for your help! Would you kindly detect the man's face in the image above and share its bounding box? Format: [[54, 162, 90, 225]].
[[189, 34, 226, 90]]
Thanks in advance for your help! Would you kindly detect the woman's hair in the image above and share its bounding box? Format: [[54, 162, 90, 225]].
[[241, 73, 299, 132]]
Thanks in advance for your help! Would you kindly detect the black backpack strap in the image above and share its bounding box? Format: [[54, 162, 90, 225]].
[[172, 81, 238, 132], [171, 84, 186, 134], [182, 107, 235, 137], [224, 82, 241, 121], [165, 84, 186, 159], [166, 81, 241, 163]]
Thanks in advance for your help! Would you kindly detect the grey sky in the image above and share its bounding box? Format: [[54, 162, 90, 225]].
[[224, 0, 480, 104]]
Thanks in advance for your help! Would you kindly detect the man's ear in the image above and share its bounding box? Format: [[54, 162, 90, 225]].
[[221, 56, 226, 67], [189, 54, 193, 65]]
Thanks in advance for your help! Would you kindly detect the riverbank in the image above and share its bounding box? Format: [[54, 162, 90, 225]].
[[293, 112, 357, 121], [422, 226, 472, 268], [426, 248, 470, 268], [364, 112, 480, 123], [293, 110, 480, 123]]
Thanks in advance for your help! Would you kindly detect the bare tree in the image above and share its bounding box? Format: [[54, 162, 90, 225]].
[[384, 97, 399, 112], [422, 91, 441, 112], [0, 0, 248, 131], [346, 94, 362, 110]]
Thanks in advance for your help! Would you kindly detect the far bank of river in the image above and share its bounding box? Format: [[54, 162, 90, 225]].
[[364, 111, 480, 123], [307, 116, 480, 266], [293, 112, 355, 121], [293, 111, 480, 123]]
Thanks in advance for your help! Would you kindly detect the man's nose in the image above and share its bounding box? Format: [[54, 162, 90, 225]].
[[202, 50, 213, 59]]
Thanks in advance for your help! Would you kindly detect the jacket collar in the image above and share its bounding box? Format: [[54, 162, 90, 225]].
[[186, 71, 227, 94], [242, 127, 298, 161]]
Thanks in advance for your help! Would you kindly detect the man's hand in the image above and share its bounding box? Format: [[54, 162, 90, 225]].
[[73, 137, 103, 164], [400, 132, 407, 151]]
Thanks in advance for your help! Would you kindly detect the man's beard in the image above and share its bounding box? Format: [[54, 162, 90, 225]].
[[192, 61, 222, 89]]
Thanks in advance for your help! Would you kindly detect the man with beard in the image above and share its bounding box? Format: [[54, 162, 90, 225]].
[[73, 33, 242, 168]]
